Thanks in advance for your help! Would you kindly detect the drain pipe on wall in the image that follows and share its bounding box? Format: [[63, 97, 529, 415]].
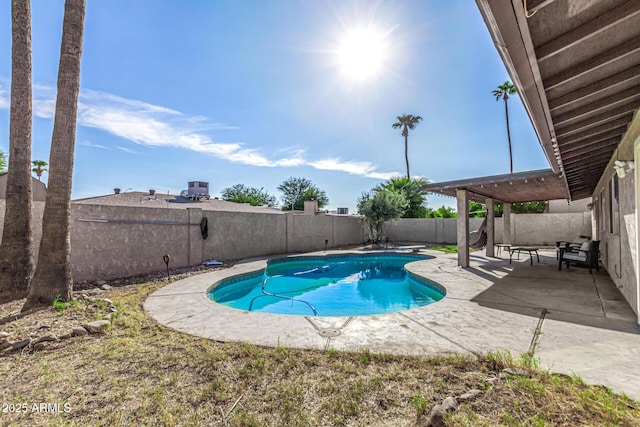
[[76, 218, 200, 226]]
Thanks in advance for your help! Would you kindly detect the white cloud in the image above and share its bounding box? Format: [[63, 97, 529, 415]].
[[0, 79, 393, 179], [79, 140, 109, 150], [308, 158, 398, 179], [115, 146, 139, 154]]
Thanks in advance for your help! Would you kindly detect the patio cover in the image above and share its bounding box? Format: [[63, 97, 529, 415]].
[[423, 169, 569, 203], [475, 0, 640, 201]]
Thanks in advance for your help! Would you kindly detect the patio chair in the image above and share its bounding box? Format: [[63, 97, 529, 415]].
[[558, 240, 600, 273], [555, 235, 590, 259]]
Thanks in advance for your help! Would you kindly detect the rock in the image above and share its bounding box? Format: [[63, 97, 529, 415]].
[[485, 377, 498, 385], [503, 368, 529, 377], [498, 372, 507, 380], [100, 284, 112, 291], [38, 324, 51, 330], [72, 326, 88, 337], [35, 334, 58, 343], [429, 404, 446, 427], [109, 307, 117, 313], [82, 320, 110, 334], [33, 341, 50, 351], [12, 338, 31, 350], [1, 340, 12, 350], [86, 288, 103, 296], [59, 332, 73, 340], [96, 280, 107, 286], [98, 298, 113, 305], [441, 396, 458, 412], [0, 331, 9, 339], [457, 389, 482, 402]]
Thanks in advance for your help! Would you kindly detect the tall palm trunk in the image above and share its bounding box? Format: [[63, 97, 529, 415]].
[[23, 0, 86, 311], [403, 127, 410, 179], [504, 93, 513, 174], [0, 0, 34, 303]]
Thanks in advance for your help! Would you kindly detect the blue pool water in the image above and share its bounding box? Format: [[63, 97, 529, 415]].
[[208, 254, 445, 316]]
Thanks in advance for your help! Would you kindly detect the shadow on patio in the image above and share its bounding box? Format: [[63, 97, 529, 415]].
[[465, 250, 640, 334]]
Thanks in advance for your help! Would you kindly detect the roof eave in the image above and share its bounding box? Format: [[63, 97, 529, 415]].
[[475, 0, 568, 184]]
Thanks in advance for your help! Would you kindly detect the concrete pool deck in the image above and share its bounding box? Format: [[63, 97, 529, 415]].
[[144, 249, 640, 400]]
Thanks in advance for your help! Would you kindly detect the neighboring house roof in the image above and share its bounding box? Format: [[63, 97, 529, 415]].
[[71, 192, 285, 214], [424, 169, 568, 203], [476, 0, 640, 200]]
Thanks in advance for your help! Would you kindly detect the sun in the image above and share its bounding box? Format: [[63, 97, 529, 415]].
[[335, 27, 389, 82]]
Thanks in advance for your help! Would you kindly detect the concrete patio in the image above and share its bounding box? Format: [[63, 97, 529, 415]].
[[144, 248, 640, 401]]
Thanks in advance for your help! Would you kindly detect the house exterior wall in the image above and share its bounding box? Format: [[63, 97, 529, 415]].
[[591, 112, 640, 321]]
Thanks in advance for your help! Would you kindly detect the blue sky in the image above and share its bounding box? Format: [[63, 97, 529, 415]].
[[0, 0, 549, 212]]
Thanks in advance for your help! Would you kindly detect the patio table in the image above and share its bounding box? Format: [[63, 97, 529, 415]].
[[509, 246, 541, 265]]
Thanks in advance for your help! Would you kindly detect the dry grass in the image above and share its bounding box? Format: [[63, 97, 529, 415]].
[[1, 275, 639, 426]]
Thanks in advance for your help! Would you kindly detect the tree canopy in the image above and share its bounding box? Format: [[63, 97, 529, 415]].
[[357, 190, 408, 244], [221, 184, 276, 207], [425, 205, 457, 218], [0, 150, 6, 173], [376, 176, 429, 218], [31, 159, 47, 181], [277, 177, 329, 210]]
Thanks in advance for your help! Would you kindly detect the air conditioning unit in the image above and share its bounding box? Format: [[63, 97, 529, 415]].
[[185, 181, 210, 200]]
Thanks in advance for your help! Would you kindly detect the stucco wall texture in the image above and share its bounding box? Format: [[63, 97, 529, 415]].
[[0, 201, 596, 284], [69, 206, 366, 282], [595, 173, 637, 317], [386, 214, 590, 246]]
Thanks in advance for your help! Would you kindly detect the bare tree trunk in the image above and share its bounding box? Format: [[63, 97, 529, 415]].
[[0, 0, 34, 304], [403, 127, 410, 179], [23, 0, 86, 311], [504, 94, 513, 174]]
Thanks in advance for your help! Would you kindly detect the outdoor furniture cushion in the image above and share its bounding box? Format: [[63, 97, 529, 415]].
[[579, 241, 591, 252], [563, 251, 587, 262], [559, 240, 599, 273]]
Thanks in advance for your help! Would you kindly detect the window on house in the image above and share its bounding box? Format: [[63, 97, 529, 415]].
[[611, 175, 619, 235], [600, 189, 605, 232]]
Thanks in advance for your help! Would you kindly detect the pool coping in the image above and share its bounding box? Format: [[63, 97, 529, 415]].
[[144, 249, 528, 354], [144, 249, 640, 400]]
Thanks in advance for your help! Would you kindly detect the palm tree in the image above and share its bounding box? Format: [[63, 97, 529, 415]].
[[492, 81, 517, 174], [376, 176, 430, 218], [32, 160, 48, 181], [0, 0, 34, 304], [392, 114, 422, 179], [0, 150, 6, 173], [23, 0, 86, 311]]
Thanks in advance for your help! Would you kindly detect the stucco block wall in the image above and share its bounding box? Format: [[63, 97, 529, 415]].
[[385, 218, 486, 244], [0, 200, 45, 260], [332, 215, 366, 247], [384, 214, 590, 246], [71, 204, 191, 282], [508, 213, 591, 245], [67, 208, 365, 281], [202, 211, 287, 262]]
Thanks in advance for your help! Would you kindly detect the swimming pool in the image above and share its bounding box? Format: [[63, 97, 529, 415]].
[[208, 253, 445, 316]]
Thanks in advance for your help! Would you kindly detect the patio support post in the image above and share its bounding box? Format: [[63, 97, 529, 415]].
[[486, 198, 495, 257], [456, 189, 470, 267], [503, 202, 512, 244]]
